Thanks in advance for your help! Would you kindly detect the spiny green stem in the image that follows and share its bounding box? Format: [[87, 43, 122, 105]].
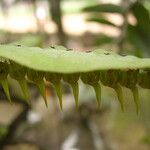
[[0, 79, 11, 103], [54, 83, 63, 110], [114, 83, 124, 112], [71, 82, 79, 110], [131, 86, 140, 115], [92, 83, 101, 108]]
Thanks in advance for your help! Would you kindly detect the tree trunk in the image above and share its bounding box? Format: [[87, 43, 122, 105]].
[[49, 0, 66, 44]]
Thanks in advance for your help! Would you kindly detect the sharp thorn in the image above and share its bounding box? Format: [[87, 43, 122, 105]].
[[37, 81, 48, 107], [18, 79, 30, 104], [71, 82, 79, 110], [92, 83, 101, 108], [54, 83, 63, 110], [114, 83, 124, 112], [131, 86, 140, 115], [0, 79, 11, 103]]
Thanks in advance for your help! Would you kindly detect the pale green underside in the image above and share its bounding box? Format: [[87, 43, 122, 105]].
[[0, 45, 150, 73]]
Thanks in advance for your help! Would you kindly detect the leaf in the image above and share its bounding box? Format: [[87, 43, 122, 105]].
[[131, 2, 150, 33], [127, 24, 150, 57], [127, 3, 150, 56], [83, 4, 124, 14], [87, 17, 118, 27]]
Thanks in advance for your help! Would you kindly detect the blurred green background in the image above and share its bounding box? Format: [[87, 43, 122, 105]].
[[0, 0, 150, 150]]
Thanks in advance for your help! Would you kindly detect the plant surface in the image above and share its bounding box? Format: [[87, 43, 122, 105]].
[[0, 44, 150, 113]]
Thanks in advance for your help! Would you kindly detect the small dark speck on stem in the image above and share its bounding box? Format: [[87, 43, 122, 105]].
[[67, 49, 73, 51], [104, 53, 110, 55], [86, 51, 92, 53], [50, 46, 55, 49], [17, 45, 21, 47]]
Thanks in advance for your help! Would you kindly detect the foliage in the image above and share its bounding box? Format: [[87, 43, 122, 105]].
[[83, 1, 150, 57], [127, 2, 150, 56], [83, 3, 125, 14]]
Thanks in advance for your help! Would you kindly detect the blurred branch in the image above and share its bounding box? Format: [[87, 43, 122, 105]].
[[0, 100, 30, 150], [117, 0, 132, 54], [48, 0, 66, 45]]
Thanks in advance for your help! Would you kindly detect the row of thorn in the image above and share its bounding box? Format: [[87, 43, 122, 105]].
[[0, 61, 150, 114]]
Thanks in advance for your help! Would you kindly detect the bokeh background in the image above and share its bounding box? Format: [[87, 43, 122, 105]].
[[0, 0, 150, 150]]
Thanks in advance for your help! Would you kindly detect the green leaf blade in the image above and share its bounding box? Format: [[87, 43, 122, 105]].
[[83, 4, 124, 14]]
